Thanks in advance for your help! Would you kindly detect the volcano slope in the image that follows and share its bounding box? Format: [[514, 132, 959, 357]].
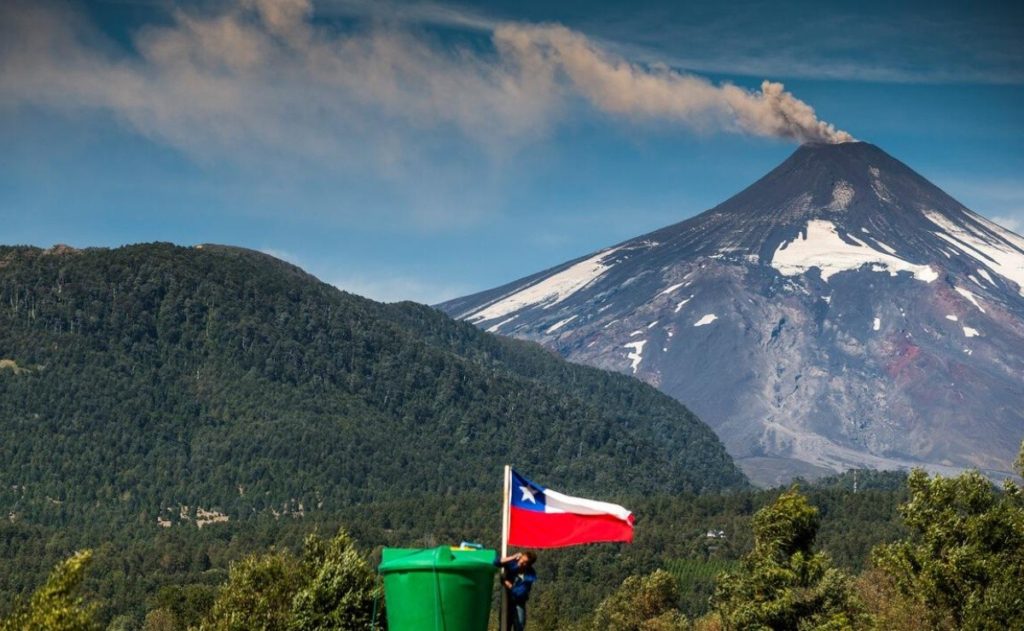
[[440, 142, 1024, 485]]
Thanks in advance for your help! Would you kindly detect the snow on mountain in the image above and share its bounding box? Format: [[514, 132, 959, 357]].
[[770, 219, 938, 282], [461, 246, 623, 322], [694, 314, 718, 327], [923, 210, 1024, 295], [439, 142, 1024, 485]]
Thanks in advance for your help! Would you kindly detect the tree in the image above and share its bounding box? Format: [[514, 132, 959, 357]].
[[1016, 439, 1024, 484], [200, 552, 304, 631], [106, 615, 136, 631], [577, 570, 688, 631], [871, 461, 1024, 630], [711, 489, 865, 630], [0, 550, 99, 631], [150, 584, 218, 630], [853, 568, 931, 631], [199, 529, 382, 631], [289, 530, 383, 631], [142, 608, 177, 631]]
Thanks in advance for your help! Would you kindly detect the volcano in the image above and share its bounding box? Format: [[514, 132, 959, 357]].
[[439, 142, 1024, 485]]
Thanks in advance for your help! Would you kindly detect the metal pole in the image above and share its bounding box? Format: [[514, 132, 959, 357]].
[[500, 464, 511, 631]]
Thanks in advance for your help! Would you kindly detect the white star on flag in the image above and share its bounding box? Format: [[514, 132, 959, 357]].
[[519, 485, 537, 503]]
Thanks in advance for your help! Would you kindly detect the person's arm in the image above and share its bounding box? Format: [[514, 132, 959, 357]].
[[516, 571, 535, 598], [497, 554, 518, 589], [522, 571, 536, 587]]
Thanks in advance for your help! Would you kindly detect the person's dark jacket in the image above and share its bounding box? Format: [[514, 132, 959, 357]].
[[497, 558, 536, 604]]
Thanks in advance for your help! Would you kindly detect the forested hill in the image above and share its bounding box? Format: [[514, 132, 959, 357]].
[[0, 243, 746, 527]]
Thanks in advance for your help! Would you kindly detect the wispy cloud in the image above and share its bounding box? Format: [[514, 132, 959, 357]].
[[0, 0, 560, 226], [258, 247, 303, 266], [935, 176, 1024, 235], [317, 0, 501, 33], [938, 177, 1024, 205], [257, 245, 468, 303], [993, 216, 1023, 234], [576, 1, 1024, 85], [330, 272, 471, 304], [326, 0, 1024, 85], [0, 0, 851, 186]]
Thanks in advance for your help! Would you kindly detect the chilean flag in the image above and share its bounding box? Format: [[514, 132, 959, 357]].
[[507, 469, 634, 548]]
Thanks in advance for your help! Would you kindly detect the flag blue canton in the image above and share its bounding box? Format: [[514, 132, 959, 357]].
[[510, 470, 546, 512]]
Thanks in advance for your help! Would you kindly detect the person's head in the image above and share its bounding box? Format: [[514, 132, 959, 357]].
[[519, 550, 537, 568]]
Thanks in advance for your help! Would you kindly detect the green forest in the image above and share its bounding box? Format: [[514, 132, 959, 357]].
[[6, 463, 1024, 630], [0, 470, 910, 627], [0, 243, 743, 507], [2, 244, 1022, 629]]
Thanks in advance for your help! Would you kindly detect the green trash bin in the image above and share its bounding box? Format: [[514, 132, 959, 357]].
[[379, 546, 497, 631]]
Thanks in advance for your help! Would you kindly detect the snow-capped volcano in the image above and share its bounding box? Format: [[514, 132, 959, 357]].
[[439, 142, 1024, 485]]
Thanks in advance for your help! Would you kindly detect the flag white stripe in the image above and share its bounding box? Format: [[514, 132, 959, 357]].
[[543, 488, 632, 520]]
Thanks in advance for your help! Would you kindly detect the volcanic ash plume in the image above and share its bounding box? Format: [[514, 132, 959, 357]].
[[0, 0, 853, 176], [494, 24, 854, 144]]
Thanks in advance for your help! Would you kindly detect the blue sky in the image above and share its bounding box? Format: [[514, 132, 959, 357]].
[[1, 0, 1021, 303]]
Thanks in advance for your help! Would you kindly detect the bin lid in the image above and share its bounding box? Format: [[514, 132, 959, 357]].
[[379, 546, 497, 574]]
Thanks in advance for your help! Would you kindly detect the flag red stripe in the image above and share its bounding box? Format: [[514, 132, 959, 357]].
[[508, 506, 633, 548]]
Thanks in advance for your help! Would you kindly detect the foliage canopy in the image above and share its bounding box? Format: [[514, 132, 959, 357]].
[[712, 490, 865, 630], [200, 529, 381, 631], [872, 468, 1024, 630], [0, 550, 98, 631]]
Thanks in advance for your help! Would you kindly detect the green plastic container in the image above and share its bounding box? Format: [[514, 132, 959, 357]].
[[379, 546, 497, 631]]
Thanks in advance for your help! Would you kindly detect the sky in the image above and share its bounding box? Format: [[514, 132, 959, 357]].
[[1, 0, 1022, 303]]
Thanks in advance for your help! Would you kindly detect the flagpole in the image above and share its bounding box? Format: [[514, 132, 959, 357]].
[[500, 464, 511, 631]]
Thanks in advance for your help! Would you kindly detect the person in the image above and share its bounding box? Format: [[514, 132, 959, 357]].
[[496, 550, 537, 631]]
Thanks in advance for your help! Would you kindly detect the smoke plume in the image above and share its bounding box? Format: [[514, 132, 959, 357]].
[[494, 24, 853, 144], [0, 0, 853, 179]]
